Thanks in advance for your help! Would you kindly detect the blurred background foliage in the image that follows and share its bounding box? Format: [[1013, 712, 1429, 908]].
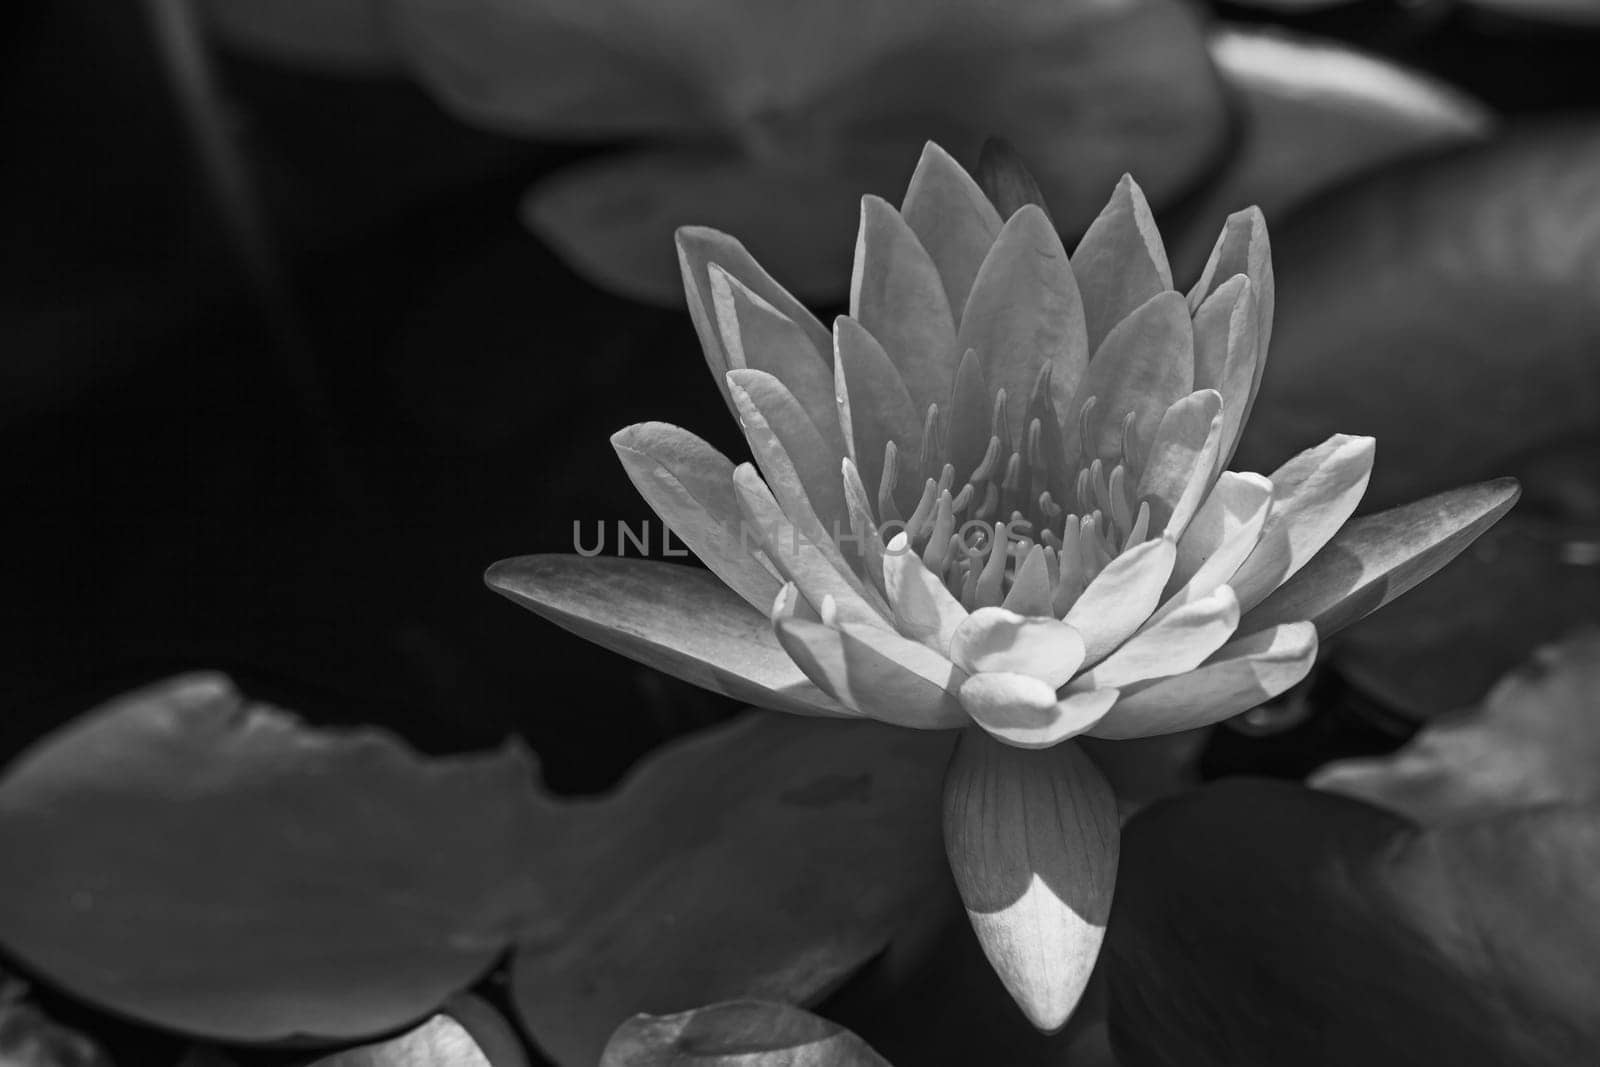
[[2, 0, 1599, 1063]]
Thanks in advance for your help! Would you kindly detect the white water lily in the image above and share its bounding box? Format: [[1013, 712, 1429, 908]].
[[489, 141, 1518, 1030]]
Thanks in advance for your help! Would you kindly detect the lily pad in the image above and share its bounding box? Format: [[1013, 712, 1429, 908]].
[[0, 674, 553, 1042], [202, 0, 399, 70], [600, 1001, 891, 1066], [397, 0, 1227, 304], [1233, 125, 1600, 510], [1105, 780, 1600, 1066], [510, 711, 953, 1066], [1313, 628, 1600, 822], [1168, 27, 1492, 281]]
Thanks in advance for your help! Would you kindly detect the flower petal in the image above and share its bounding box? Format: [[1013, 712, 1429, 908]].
[[960, 675, 1119, 749], [1190, 273, 1261, 472], [949, 608, 1087, 687], [942, 731, 1119, 1031], [710, 265, 844, 455], [946, 347, 991, 486], [850, 195, 958, 416], [727, 370, 852, 557], [1075, 292, 1195, 467], [882, 532, 969, 655], [1076, 585, 1241, 690], [901, 142, 1004, 322], [1240, 477, 1521, 638], [774, 617, 968, 729], [1002, 543, 1056, 618], [841, 458, 889, 594], [1134, 389, 1223, 540], [1072, 175, 1174, 354], [1064, 537, 1178, 665], [834, 316, 925, 516], [733, 464, 888, 627], [677, 225, 832, 393], [1163, 471, 1274, 607], [486, 555, 846, 717], [1187, 207, 1274, 444], [957, 204, 1089, 435], [1087, 622, 1317, 739], [1230, 434, 1376, 612], [611, 422, 781, 613]]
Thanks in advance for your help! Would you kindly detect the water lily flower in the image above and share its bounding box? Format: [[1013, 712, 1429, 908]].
[[489, 142, 1519, 1029]]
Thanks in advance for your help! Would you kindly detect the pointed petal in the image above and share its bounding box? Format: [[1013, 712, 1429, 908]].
[[774, 617, 968, 729], [1230, 434, 1376, 612], [1072, 175, 1174, 354], [946, 348, 991, 486], [943, 731, 1119, 1031], [1240, 477, 1521, 638], [733, 464, 888, 627], [676, 226, 830, 412], [728, 369, 851, 546], [1187, 207, 1275, 440], [1002, 544, 1055, 617], [957, 205, 1089, 435], [883, 532, 969, 655], [709, 265, 844, 455], [834, 317, 924, 514], [841, 458, 888, 594], [1087, 622, 1317, 739], [850, 196, 958, 415], [1163, 471, 1274, 609], [611, 422, 780, 612], [1076, 292, 1195, 467], [1076, 585, 1240, 690], [1134, 389, 1223, 540], [1064, 537, 1178, 664], [949, 608, 1086, 688], [960, 675, 1119, 750], [1190, 273, 1261, 471], [486, 556, 846, 717], [901, 142, 1004, 321]]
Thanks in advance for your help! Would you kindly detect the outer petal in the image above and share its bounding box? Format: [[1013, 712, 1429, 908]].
[[900, 142, 1004, 321], [1072, 175, 1175, 353], [710, 265, 844, 455], [1075, 292, 1195, 467], [733, 464, 888, 627], [882, 532, 969, 655], [949, 608, 1087, 688], [774, 617, 968, 729], [611, 422, 781, 612], [1086, 622, 1318, 739], [728, 370, 853, 560], [486, 556, 846, 718], [957, 204, 1089, 434], [1190, 273, 1260, 472], [676, 226, 831, 412], [834, 317, 925, 516], [1230, 434, 1376, 612], [1162, 471, 1274, 610], [1187, 207, 1275, 448], [1240, 477, 1521, 638], [850, 196, 958, 416], [943, 731, 1119, 1031], [1134, 389, 1223, 540], [1065, 537, 1179, 665], [1075, 585, 1241, 690], [959, 676, 1120, 750]]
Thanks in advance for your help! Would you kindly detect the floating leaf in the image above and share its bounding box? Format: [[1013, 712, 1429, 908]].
[[1234, 126, 1600, 509], [1313, 628, 1600, 823], [398, 0, 1228, 304], [1169, 27, 1490, 279], [0, 675, 552, 1042], [600, 1001, 891, 1066], [202, 0, 399, 70], [1106, 780, 1600, 1067], [511, 712, 953, 1066]]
